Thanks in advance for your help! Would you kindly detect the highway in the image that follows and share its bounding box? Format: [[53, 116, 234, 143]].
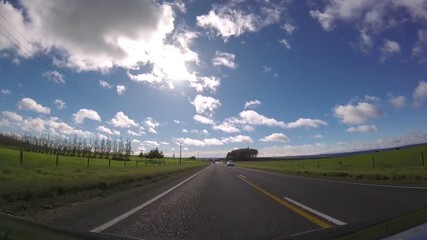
[[82, 163, 427, 240], [38, 163, 427, 239]]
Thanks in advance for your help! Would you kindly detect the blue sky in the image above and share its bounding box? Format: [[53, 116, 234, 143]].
[[1, 0, 427, 157]]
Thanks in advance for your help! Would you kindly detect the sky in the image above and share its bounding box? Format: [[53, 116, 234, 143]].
[[1, 0, 427, 158]]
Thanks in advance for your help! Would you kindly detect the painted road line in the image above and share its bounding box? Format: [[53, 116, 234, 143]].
[[238, 174, 246, 179], [90, 166, 211, 233], [237, 175, 332, 228], [283, 197, 346, 226]]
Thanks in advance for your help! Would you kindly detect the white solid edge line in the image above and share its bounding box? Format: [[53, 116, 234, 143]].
[[238, 175, 246, 179], [90, 166, 211, 233], [283, 197, 347, 226]]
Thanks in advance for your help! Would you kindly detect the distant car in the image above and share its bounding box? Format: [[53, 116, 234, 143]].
[[226, 160, 234, 166]]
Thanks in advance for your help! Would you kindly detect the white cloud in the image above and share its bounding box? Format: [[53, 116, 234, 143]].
[[279, 39, 291, 49], [222, 135, 253, 144], [2, 111, 23, 122], [22, 118, 45, 132], [0, 0, 207, 90], [262, 66, 272, 72], [204, 138, 224, 146], [193, 114, 215, 125], [191, 95, 221, 116], [413, 29, 427, 60], [189, 76, 221, 93], [128, 129, 145, 136], [110, 111, 137, 128], [196, 2, 283, 41], [287, 118, 328, 129], [99, 80, 112, 89], [312, 134, 324, 139], [212, 51, 237, 68], [213, 122, 240, 133], [238, 110, 287, 128], [413, 81, 427, 106], [143, 140, 160, 148], [1, 89, 11, 95], [182, 129, 189, 133], [309, 0, 427, 56], [309, 10, 335, 31], [346, 124, 378, 133], [244, 100, 261, 109], [53, 99, 66, 110], [389, 95, 406, 109], [365, 95, 380, 102], [260, 133, 289, 142], [2, 114, 93, 138], [0, 0, 177, 71], [97, 125, 120, 135], [173, 120, 180, 124], [144, 117, 160, 134], [176, 137, 223, 147], [282, 23, 296, 35], [17, 98, 51, 114], [380, 39, 400, 62], [73, 108, 101, 124], [334, 102, 382, 125], [42, 70, 65, 84], [116, 85, 126, 95]]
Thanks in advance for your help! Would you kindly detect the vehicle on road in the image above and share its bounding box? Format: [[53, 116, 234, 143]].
[[226, 160, 235, 166]]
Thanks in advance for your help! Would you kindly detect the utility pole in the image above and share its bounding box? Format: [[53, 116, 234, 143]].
[[179, 143, 182, 166]]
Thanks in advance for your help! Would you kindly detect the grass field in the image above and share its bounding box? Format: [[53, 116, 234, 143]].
[[0, 147, 206, 204], [238, 144, 427, 184]]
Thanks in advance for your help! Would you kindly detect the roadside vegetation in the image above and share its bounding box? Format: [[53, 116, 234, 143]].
[[238, 144, 427, 184], [0, 147, 205, 205]]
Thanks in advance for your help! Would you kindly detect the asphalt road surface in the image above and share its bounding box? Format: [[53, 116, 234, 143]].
[[82, 163, 427, 240]]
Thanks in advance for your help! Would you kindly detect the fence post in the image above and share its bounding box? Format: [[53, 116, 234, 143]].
[[421, 153, 425, 167], [20, 150, 23, 165], [56, 153, 59, 167], [317, 161, 320, 168], [372, 157, 375, 169], [109, 158, 111, 168], [87, 156, 90, 168], [339, 160, 342, 170]]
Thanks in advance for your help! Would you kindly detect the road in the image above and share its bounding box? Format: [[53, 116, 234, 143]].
[[80, 163, 427, 240]]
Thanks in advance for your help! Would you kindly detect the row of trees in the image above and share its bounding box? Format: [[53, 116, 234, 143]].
[[0, 132, 133, 161], [226, 147, 258, 161]]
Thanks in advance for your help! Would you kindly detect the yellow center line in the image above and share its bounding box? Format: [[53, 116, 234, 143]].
[[237, 175, 332, 229]]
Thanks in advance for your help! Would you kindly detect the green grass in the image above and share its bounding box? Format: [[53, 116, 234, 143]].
[[238, 144, 427, 184], [0, 147, 206, 204]]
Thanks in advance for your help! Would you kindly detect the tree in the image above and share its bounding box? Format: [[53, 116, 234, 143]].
[[105, 139, 112, 159], [125, 138, 132, 160], [226, 147, 258, 161], [146, 148, 164, 159], [99, 138, 105, 159]]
